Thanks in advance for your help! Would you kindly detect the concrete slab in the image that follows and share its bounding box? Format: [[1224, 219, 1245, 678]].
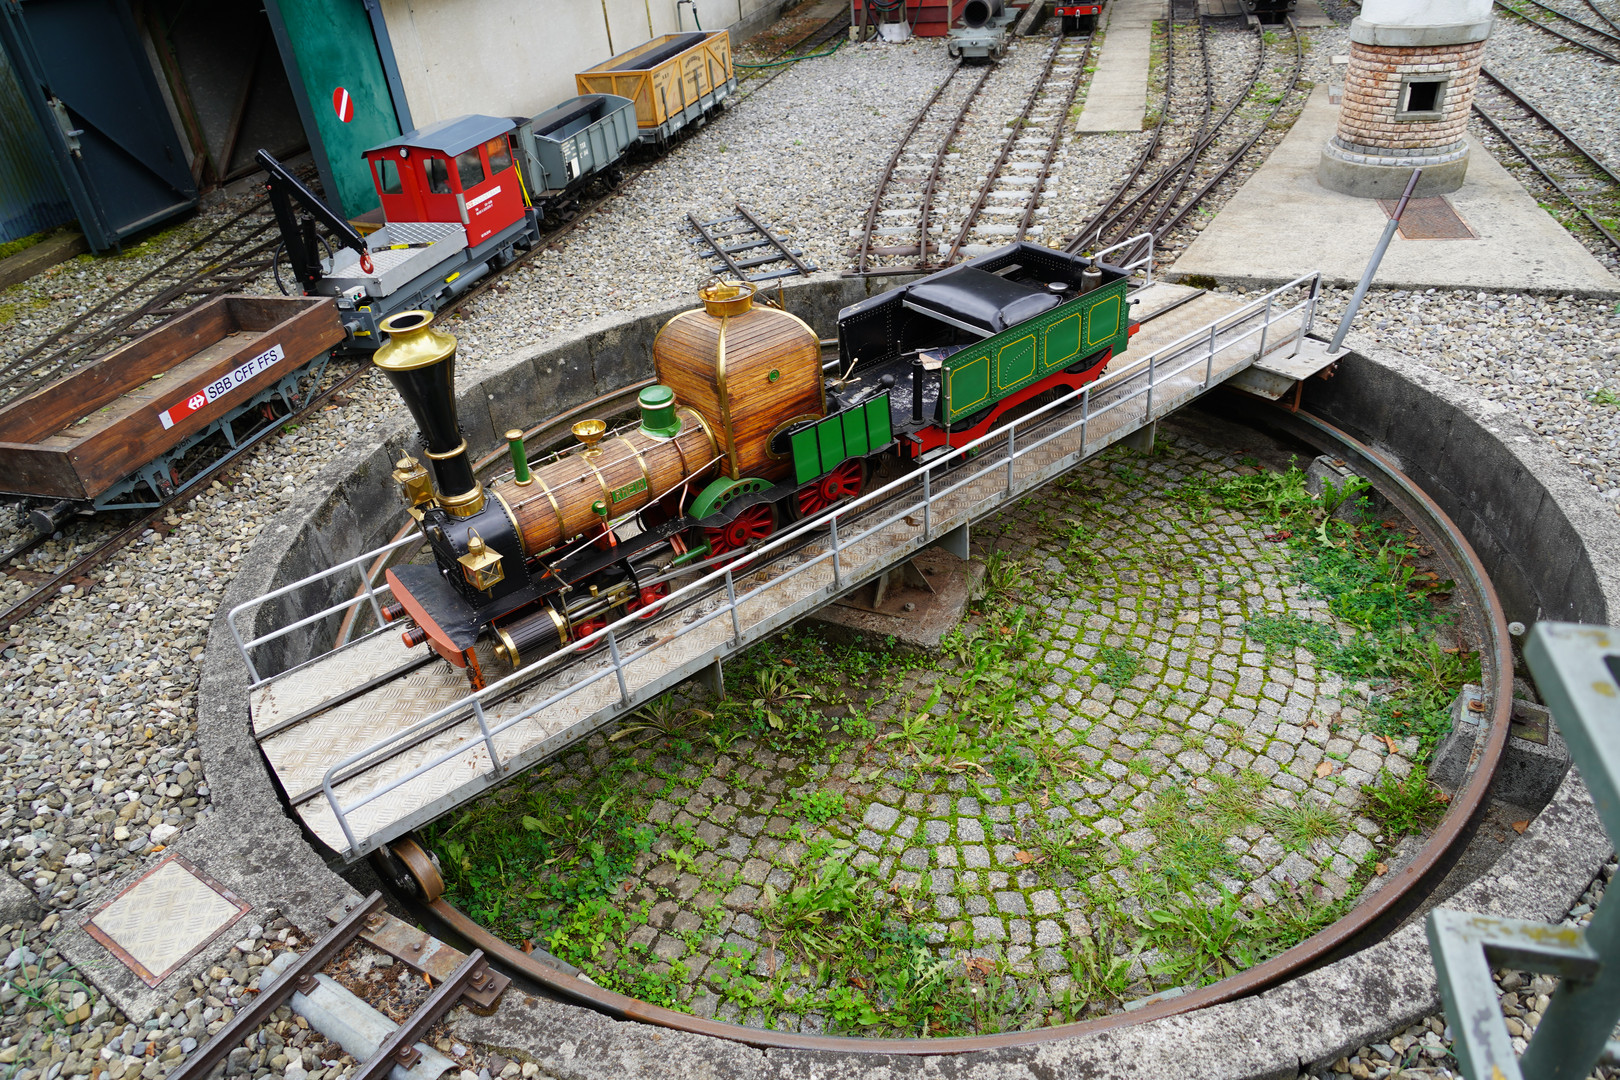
[[1291, 0, 1334, 27], [1074, 0, 1163, 132], [1168, 85, 1620, 298], [809, 545, 983, 650]]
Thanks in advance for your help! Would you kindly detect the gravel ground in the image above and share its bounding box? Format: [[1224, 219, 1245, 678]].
[[1294, 856, 1617, 1080], [0, 0, 1612, 1074]]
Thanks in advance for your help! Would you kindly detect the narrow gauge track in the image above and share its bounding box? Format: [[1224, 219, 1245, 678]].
[[1472, 67, 1620, 257], [852, 62, 990, 272], [1585, 0, 1620, 34], [383, 399, 1514, 1055], [936, 33, 1097, 266], [0, 202, 282, 406], [1492, 0, 1620, 62], [1063, 18, 1304, 268]]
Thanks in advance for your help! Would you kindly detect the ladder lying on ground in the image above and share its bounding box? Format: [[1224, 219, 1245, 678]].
[[688, 203, 818, 282]]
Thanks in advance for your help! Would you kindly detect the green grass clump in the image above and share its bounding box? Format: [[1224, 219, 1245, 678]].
[[1260, 798, 1347, 853], [1360, 766, 1448, 836], [1171, 464, 1478, 757], [1092, 646, 1141, 688]]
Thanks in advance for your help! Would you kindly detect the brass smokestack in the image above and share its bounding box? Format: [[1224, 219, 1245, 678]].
[[374, 310, 484, 516]]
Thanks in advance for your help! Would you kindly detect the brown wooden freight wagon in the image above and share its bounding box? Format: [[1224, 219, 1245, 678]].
[[0, 295, 344, 516], [575, 31, 736, 146]]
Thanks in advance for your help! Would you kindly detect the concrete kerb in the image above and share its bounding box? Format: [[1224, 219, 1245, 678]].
[[59, 277, 1614, 1072]]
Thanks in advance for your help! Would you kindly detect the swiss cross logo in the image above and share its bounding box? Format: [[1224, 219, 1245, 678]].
[[188, 393, 206, 411]]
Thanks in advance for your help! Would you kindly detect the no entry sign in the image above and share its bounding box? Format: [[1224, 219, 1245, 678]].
[[333, 87, 354, 123]]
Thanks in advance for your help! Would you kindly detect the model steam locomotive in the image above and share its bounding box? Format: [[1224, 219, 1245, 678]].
[[376, 242, 1137, 687]]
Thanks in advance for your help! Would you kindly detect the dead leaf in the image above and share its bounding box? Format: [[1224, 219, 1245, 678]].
[[1315, 761, 1334, 778], [522, 939, 535, 954], [1511, 819, 1530, 835], [1380, 734, 1399, 754], [850, 975, 869, 990], [1374, 862, 1388, 876], [965, 957, 995, 981], [1015, 850, 1035, 864]]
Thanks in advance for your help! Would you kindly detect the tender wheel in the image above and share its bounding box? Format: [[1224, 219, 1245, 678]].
[[796, 460, 865, 518], [703, 502, 777, 559]]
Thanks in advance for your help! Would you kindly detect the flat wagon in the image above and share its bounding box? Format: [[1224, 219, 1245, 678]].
[[0, 294, 343, 526], [575, 32, 736, 146]]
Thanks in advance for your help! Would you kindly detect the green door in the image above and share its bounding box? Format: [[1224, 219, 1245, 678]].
[[265, 0, 401, 218]]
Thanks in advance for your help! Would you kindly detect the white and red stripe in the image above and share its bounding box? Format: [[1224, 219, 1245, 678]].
[[333, 87, 353, 123]]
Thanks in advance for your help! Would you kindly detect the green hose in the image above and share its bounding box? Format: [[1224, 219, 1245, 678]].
[[734, 33, 847, 68]]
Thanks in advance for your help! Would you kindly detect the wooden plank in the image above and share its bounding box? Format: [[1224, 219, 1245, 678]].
[[0, 443, 86, 500], [0, 301, 232, 445]]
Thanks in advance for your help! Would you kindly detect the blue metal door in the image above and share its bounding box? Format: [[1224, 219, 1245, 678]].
[[0, 0, 198, 252]]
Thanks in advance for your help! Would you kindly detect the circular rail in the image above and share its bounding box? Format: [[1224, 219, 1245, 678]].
[[392, 397, 1514, 1055]]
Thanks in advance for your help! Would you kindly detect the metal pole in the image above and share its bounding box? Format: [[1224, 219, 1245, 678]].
[[725, 569, 741, 644], [1257, 294, 1273, 359], [1204, 322, 1217, 387], [607, 628, 629, 706], [922, 469, 932, 540], [1080, 387, 1090, 456], [471, 699, 501, 775], [1006, 427, 1016, 493], [1329, 168, 1422, 353], [830, 515, 842, 589]]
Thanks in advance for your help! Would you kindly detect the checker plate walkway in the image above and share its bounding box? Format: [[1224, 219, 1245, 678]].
[[237, 269, 1327, 862]]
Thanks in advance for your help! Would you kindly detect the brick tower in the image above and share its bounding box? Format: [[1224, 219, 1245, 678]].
[[1318, 0, 1493, 198]]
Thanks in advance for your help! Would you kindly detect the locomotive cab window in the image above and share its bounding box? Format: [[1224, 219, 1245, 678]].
[[1397, 76, 1447, 120], [425, 156, 452, 194], [374, 158, 402, 195], [485, 136, 512, 175], [456, 149, 487, 190]]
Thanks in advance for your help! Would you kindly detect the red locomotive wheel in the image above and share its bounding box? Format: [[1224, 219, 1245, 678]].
[[572, 615, 608, 652], [627, 582, 671, 620], [703, 503, 776, 558], [796, 460, 864, 518]]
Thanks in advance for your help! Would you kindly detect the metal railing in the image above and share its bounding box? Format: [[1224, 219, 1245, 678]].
[[231, 266, 1320, 857], [1427, 622, 1620, 1080]]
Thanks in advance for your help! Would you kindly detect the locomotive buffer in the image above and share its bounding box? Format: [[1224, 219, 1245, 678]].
[[236, 248, 1331, 862]]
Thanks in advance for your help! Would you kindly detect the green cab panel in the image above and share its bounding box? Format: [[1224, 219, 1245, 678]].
[[789, 393, 894, 486], [791, 426, 821, 485], [941, 275, 1130, 425]]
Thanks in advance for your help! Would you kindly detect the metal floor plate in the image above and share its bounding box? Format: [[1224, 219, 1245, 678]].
[[1379, 196, 1477, 240], [84, 855, 249, 987]]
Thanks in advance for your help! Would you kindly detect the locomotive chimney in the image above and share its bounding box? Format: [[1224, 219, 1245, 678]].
[[374, 310, 485, 516], [963, 0, 1003, 27]]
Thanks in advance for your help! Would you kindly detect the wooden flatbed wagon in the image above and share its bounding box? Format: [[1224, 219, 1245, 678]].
[[0, 295, 343, 519], [575, 31, 736, 146]]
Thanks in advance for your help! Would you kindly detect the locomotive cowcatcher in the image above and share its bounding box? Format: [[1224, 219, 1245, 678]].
[[376, 242, 1138, 687]]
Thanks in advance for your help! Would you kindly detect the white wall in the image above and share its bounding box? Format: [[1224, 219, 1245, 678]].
[[381, 0, 780, 129], [1361, 0, 1492, 26]]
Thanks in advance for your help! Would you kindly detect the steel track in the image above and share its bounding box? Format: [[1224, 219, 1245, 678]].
[[738, 7, 853, 101], [0, 203, 283, 405], [393, 398, 1515, 1056], [1492, 0, 1620, 61], [1473, 67, 1620, 257], [938, 32, 1098, 266], [852, 65, 966, 273], [1065, 18, 1304, 266]]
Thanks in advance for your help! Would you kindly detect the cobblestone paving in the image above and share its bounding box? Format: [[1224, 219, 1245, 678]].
[[438, 426, 1424, 1034]]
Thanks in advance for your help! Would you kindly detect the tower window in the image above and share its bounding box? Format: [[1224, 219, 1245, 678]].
[[1398, 76, 1447, 119]]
